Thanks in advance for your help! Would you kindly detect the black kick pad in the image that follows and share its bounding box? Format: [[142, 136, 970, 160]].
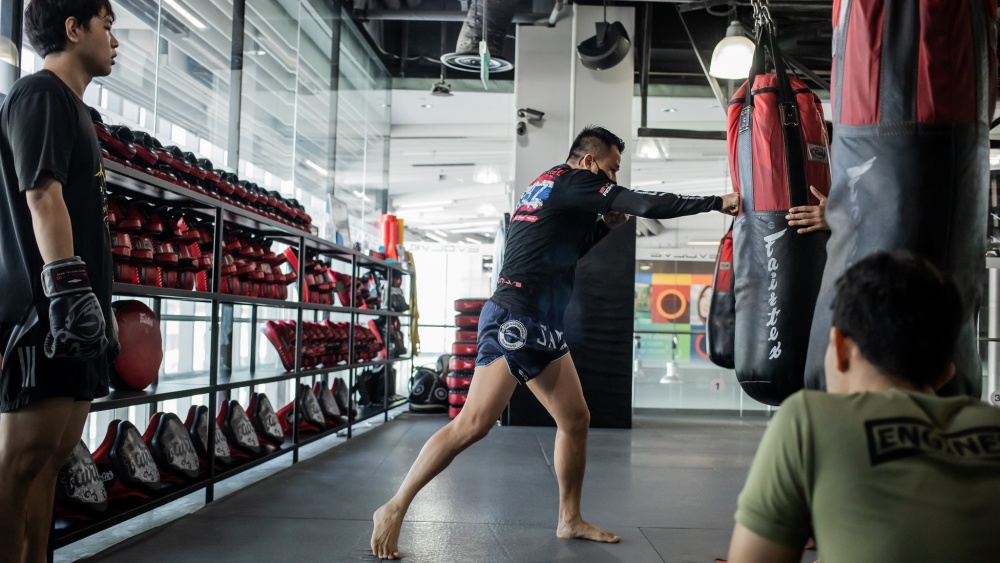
[[222, 400, 261, 456], [56, 441, 109, 514], [250, 393, 285, 447], [109, 421, 161, 494], [186, 405, 232, 465], [150, 413, 200, 480]]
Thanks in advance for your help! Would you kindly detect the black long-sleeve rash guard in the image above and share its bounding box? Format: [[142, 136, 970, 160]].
[[610, 187, 723, 218], [491, 164, 721, 324]]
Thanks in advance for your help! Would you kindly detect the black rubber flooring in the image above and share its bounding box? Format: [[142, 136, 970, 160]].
[[82, 412, 814, 563]]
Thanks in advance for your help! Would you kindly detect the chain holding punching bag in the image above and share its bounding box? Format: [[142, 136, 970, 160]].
[[804, 0, 998, 396]]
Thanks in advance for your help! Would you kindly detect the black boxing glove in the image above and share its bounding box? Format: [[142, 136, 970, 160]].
[[41, 257, 109, 361]]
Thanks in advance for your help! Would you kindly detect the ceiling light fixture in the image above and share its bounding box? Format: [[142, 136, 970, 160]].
[[473, 165, 501, 185], [352, 190, 371, 202], [421, 104, 433, 109], [426, 233, 449, 244], [303, 159, 328, 177], [164, 0, 207, 31], [433, 230, 449, 237], [396, 206, 446, 216], [395, 200, 455, 209], [662, 108, 677, 113], [432, 220, 499, 230], [464, 237, 481, 244], [709, 21, 755, 79]]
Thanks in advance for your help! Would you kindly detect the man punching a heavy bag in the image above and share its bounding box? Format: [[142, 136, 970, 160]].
[[0, 1, 119, 559], [371, 126, 738, 560], [805, 0, 997, 397]]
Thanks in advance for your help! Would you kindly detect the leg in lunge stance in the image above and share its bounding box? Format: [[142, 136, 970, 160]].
[[528, 354, 619, 544], [371, 359, 517, 560]]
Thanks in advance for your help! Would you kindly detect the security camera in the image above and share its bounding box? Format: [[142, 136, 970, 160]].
[[516, 121, 527, 136], [517, 108, 545, 121]]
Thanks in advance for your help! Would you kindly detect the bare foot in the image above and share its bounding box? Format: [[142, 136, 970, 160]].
[[372, 502, 404, 560], [556, 518, 621, 543]]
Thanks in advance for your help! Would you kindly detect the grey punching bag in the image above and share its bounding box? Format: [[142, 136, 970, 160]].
[[805, 0, 997, 396]]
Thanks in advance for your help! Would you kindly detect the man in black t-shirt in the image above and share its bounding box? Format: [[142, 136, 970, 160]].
[[372, 127, 739, 559], [0, 0, 118, 558]]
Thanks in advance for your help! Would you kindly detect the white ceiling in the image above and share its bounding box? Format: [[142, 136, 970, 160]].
[[388, 88, 824, 247]]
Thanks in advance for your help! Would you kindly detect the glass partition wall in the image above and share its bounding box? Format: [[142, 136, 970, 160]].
[[10, 0, 392, 451]]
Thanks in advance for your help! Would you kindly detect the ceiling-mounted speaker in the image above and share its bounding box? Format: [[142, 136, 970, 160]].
[[577, 21, 631, 70]]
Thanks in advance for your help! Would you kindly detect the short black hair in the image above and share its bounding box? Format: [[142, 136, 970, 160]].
[[831, 251, 964, 388], [566, 125, 625, 162], [25, 0, 115, 58]]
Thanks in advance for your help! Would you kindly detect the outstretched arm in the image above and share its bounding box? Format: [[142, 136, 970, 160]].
[[610, 189, 738, 219]]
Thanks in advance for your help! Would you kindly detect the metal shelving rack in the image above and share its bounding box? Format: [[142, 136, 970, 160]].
[[50, 161, 413, 550]]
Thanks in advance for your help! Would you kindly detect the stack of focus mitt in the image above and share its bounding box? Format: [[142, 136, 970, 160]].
[[90, 109, 313, 233]]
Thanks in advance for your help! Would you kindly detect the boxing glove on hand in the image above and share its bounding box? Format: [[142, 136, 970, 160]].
[[41, 257, 109, 361], [108, 312, 121, 362]]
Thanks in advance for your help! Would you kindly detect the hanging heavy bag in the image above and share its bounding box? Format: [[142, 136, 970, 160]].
[[728, 23, 832, 406], [707, 226, 735, 369], [804, 0, 997, 397]]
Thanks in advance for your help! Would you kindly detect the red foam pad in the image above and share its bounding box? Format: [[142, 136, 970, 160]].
[[452, 341, 477, 356], [446, 375, 473, 389], [454, 298, 488, 313], [448, 389, 469, 406], [449, 405, 463, 419], [455, 330, 478, 342], [455, 314, 480, 328], [449, 356, 476, 372]]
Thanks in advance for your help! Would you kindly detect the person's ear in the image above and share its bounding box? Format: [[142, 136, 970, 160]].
[[65, 16, 84, 45], [933, 363, 956, 391], [831, 326, 851, 373]]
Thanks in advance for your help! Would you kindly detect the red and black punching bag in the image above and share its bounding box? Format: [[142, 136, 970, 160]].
[[805, 0, 997, 396], [707, 227, 735, 369], [110, 300, 163, 391], [728, 24, 832, 405]]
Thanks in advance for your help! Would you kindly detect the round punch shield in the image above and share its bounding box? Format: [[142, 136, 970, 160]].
[[451, 341, 477, 356], [804, 1, 996, 398], [455, 314, 480, 328], [110, 300, 163, 391], [449, 356, 476, 372], [707, 227, 735, 369], [454, 298, 488, 313], [728, 24, 831, 406]]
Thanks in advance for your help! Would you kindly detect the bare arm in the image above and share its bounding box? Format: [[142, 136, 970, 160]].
[[726, 524, 804, 563], [25, 178, 74, 264]]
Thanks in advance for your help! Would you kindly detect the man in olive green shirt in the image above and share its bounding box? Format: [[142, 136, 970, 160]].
[[728, 251, 1000, 563]]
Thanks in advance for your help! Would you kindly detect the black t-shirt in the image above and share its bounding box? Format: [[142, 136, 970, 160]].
[[0, 70, 113, 333], [491, 164, 625, 326]]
